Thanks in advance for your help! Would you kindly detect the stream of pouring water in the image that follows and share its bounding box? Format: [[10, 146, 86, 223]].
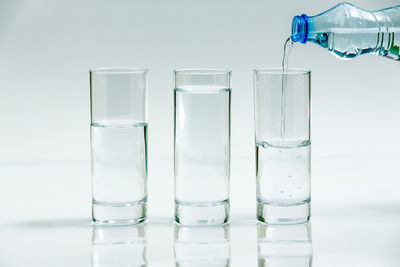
[[280, 37, 294, 142]]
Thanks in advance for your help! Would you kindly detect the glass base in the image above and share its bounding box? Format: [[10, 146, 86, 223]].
[[175, 200, 229, 226], [92, 198, 147, 225], [257, 200, 310, 224]]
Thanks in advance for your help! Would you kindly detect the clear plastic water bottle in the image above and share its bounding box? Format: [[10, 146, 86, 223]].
[[291, 2, 400, 60]]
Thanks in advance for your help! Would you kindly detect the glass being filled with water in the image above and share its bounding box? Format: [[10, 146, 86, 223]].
[[174, 69, 231, 225], [90, 68, 148, 224], [254, 67, 311, 224]]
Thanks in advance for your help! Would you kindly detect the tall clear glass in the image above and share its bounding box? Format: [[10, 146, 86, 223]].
[[257, 223, 313, 266], [90, 68, 148, 224], [174, 69, 231, 225], [174, 225, 231, 266], [254, 68, 311, 224], [92, 224, 147, 267]]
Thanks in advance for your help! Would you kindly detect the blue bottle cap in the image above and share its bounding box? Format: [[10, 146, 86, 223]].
[[291, 14, 308, 44]]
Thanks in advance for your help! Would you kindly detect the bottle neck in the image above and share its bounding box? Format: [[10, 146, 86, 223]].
[[291, 14, 309, 43]]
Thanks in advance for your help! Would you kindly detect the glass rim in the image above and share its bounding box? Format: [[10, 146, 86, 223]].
[[174, 68, 232, 76], [254, 68, 311, 75], [90, 67, 148, 74]]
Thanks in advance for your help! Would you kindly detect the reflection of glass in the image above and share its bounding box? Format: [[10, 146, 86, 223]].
[[257, 223, 312, 267], [92, 224, 147, 267], [174, 224, 231, 266]]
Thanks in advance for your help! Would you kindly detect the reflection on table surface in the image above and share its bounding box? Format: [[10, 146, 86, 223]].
[[257, 223, 312, 267], [90, 223, 233, 267], [1, 210, 400, 266], [92, 224, 147, 267], [89, 222, 312, 267], [174, 224, 231, 267]]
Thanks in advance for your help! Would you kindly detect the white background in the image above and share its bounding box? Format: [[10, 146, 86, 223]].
[[0, 0, 400, 266]]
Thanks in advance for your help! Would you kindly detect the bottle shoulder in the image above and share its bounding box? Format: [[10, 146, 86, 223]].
[[375, 5, 400, 28], [310, 2, 380, 31], [376, 5, 400, 12]]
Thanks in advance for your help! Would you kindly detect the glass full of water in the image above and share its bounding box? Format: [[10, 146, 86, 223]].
[[254, 68, 311, 224], [174, 69, 231, 225], [90, 68, 148, 224]]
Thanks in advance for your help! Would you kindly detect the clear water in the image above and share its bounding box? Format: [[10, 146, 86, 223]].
[[174, 87, 231, 204], [299, 3, 400, 60], [280, 37, 295, 140], [311, 30, 400, 60], [282, 37, 294, 69], [256, 142, 311, 205], [91, 122, 147, 205]]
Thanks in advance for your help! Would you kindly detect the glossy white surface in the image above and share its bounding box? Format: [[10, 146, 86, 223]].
[[1, 156, 400, 266], [0, 0, 400, 266]]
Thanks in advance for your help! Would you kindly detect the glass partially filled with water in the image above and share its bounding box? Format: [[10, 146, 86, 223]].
[[174, 68, 231, 225], [254, 68, 311, 224], [90, 68, 148, 224]]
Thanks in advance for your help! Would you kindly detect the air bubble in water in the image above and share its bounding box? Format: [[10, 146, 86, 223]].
[[288, 174, 293, 178], [280, 190, 284, 194], [261, 142, 269, 148]]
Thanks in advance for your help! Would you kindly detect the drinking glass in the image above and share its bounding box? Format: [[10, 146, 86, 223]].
[[174, 69, 231, 225], [257, 223, 313, 266], [90, 68, 148, 224], [254, 68, 311, 224]]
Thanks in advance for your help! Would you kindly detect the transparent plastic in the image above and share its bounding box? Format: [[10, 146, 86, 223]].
[[174, 69, 231, 225], [292, 3, 400, 60], [254, 68, 311, 224], [90, 68, 148, 225]]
